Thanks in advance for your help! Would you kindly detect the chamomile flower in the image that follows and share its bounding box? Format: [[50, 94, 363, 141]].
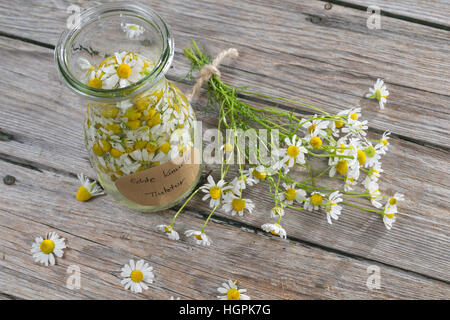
[[200, 175, 230, 208], [382, 193, 404, 230], [156, 224, 180, 240], [76, 173, 104, 201], [363, 162, 384, 186], [304, 191, 325, 211], [248, 165, 268, 183], [31, 232, 66, 266], [222, 193, 255, 216], [279, 183, 306, 205], [184, 230, 212, 246], [384, 193, 404, 214], [101, 52, 146, 89], [230, 173, 256, 194], [344, 171, 359, 192], [121, 23, 145, 39], [375, 131, 391, 155], [301, 116, 329, 138], [273, 135, 307, 172], [361, 142, 381, 168], [120, 259, 154, 294], [365, 78, 389, 109], [261, 223, 287, 239], [324, 191, 343, 224], [366, 181, 383, 208], [270, 206, 285, 218], [217, 280, 250, 300]]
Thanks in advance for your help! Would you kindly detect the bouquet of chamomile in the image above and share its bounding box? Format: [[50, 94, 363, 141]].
[[157, 41, 403, 245]]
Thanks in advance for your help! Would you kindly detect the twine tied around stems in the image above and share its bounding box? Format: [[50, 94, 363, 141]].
[[187, 48, 239, 102]]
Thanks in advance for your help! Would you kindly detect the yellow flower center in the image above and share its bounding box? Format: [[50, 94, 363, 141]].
[[389, 198, 397, 205], [194, 234, 203, 241], [89, 78, 102, 89], [76, 186, 92, 202], [335, 118, 343, 128], [164, 226, 172, 233], [232, 199, 246, 212], [336, 160, 348, 175], [209, 186, 222, 200], [106, 123, 122, 134], [337, 143, 346, 153], [224, 143, 233, 152], [100, 139, 111, 152], [287, 145, 300, 158], [350, 112, 358, 120], [310, 136, 322, 149], [40, 239, 55, 254], [253, 168, 267, 181], [385, 213, 395, 219], [130, 270, 144, 283], [147, 112, 162, 127], [100, 105, 119, 118], [127, 119, 141, 130], [364, 146, 376, 158], [357, 150, 366, 165], [110, 148, 124, 158], [308, 124, 317, 134], [375, 88, 382, 101], [285, 188, 297, 201], [269, 228, 280, 235], [311, 193, 323, 205], [92, 143, 104, 156], [146, 141, 158, 153], [227, 288, 241, 300], [117, 63, 131, 79], [159, 142, 171, 154], [382, 139, 388, 146]]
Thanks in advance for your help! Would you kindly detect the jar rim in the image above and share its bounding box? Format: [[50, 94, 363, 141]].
[[55, 2, 174, 102]]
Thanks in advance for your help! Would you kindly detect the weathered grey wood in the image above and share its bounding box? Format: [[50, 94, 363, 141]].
[[0, 0, 449, 147], [345, 0, 450, 27], [0, 0, 449, 300], [1, 160, 449, 299], [0, 36, 449, 284]]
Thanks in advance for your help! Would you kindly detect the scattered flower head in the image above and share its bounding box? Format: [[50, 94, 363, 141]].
[[120, 259, 154, 294], [217, 280, 250, 300], [365, 78, 389, 109], [31, 232, 66, 266], [200, 175, 230, 208], [76, 173, 104, 201], [261, 223, 287, 239], [185, 230, 212, 246], [156, 224, 180, 240]]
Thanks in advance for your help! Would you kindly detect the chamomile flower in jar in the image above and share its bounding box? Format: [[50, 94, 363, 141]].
[[56, 3, 201, 212]]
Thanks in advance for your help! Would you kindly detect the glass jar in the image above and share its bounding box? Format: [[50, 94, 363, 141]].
[[55, 2, 201, 212]]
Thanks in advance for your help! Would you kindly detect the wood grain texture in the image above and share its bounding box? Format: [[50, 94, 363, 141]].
[[1, 159, 449, 300], [0, 36, 449, 286], [0, 0, 449, 300], [0, 0, 449, 147], [344, 0, 450, 27]]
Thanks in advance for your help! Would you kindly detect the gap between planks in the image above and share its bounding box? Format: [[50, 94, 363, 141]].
[[0, 32, 448, 153], [0, 149, 449, 287]]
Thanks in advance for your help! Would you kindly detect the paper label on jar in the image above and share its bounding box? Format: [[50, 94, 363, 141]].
[[115, 148, 200, 206]]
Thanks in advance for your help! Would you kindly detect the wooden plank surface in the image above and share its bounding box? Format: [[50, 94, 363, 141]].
[[343, 0, 450, 27], [0, 35, 449, 284], [1, 155, 450, 300], [0, 0, 449, 147], [0, 0, 449, 299]]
